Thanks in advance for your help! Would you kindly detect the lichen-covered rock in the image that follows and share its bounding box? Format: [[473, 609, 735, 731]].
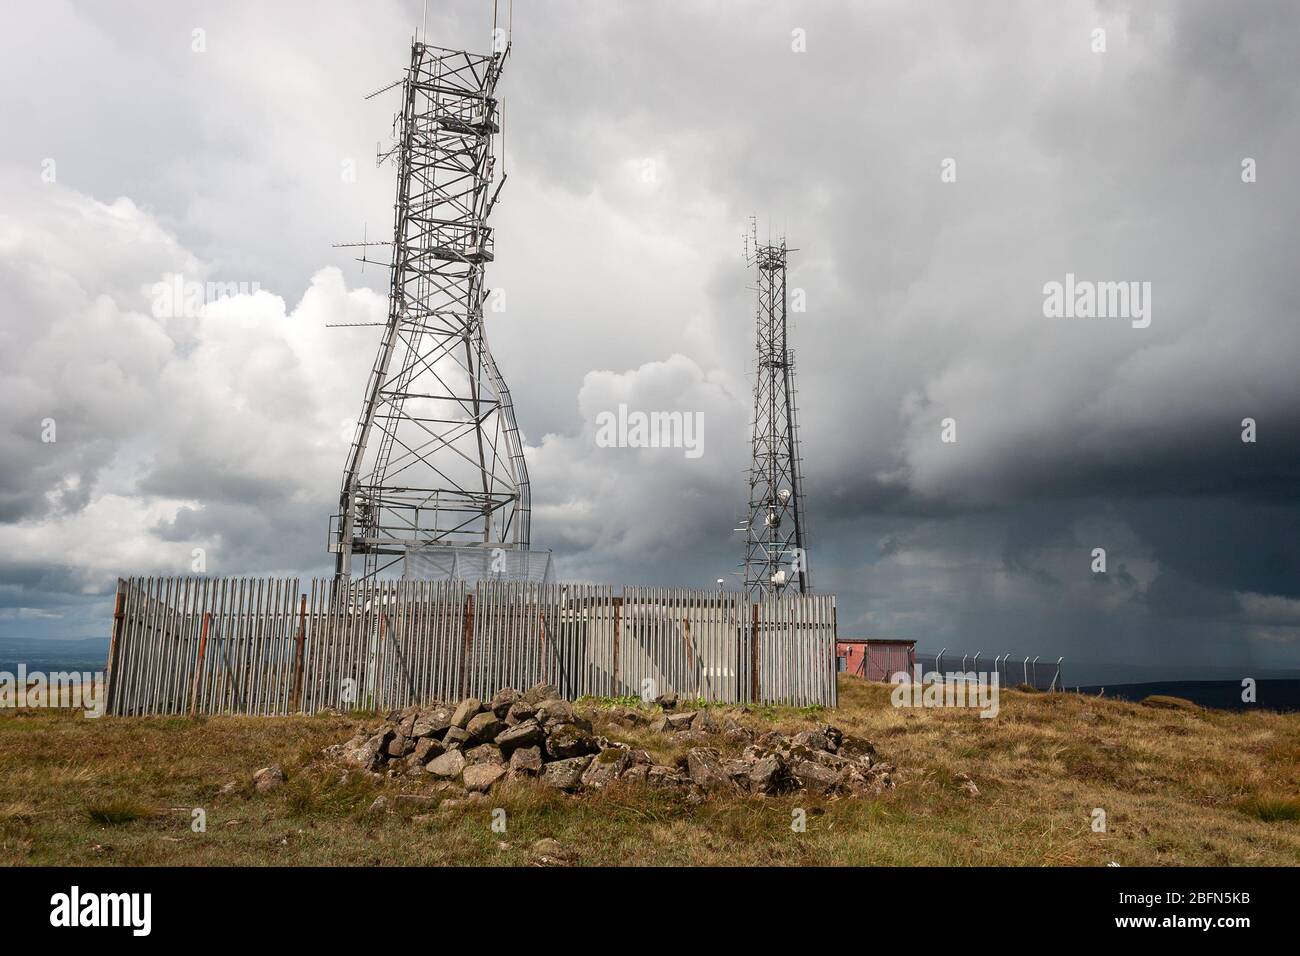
[[666, 712, 697, 732], [253, 765, 285, 794], [343, 733, 387, 772], [462, 762, 507, 793], [747, 753, 787, 794], [843, 765, 892, 795], [791, 759, 842, 794], [521, 682, 561, 705], [722, 719, 753, 746], [537, 699, 592, 734], [809, 749, 853, 771], [412, 707, 453, 739], [442, 726, 470, 751], [489, 687, 520, 718], [540, 754, 593, 791], [685, 748, 732, 791], [530, 837, 576, 866], [466, 711, 504, 744], [646, 765, 686, 787], [505, 700, 537, 726], [451, 697, 483, 729], [412, 737, 444, 765], [621, 764, 650, 785], [693, 709, 720, 734], [606, 708, 638, 727], [464, 743, 504, 766], [393, 793, 439, 810], [791, 729, 831, 752], [495, 718, 544, 754], [426, 749, 466, 780], [837, 734, 877, 762], [580, 748, 632, 789], [545, 723, 597, 760], [721, 758, 753, 791], [535, 698, 575, 724], [508, 745, 544, 776]]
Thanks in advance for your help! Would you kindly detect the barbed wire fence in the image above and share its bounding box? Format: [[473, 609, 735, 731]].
[[911, 650, 1063, 691]]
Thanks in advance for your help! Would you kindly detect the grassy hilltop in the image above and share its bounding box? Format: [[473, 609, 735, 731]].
[[1, 676, 1298, 866]]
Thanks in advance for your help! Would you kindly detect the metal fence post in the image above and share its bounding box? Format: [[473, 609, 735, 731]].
[[188, 611, 212, 717], [612, 595, 622, 695], [460, 592, 474, 698], [291, 593, 307, 712], [104, 581, 127, 716]]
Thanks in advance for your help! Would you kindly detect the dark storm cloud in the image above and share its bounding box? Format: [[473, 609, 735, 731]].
[[2, 0, 1299, 681]]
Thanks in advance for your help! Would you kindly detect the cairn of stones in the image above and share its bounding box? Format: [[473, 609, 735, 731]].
[[330, 682, 893, 802]]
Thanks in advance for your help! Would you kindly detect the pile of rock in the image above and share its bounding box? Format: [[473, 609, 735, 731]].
[[329, 682, 893, 799]]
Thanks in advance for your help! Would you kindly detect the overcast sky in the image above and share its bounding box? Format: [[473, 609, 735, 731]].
[[2, 0, 1299, 684]]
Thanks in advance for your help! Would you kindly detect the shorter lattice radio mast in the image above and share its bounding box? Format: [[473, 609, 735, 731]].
[[739, 219, 811, 600]]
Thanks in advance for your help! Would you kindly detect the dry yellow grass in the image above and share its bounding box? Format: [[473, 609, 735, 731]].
[[1, 676, 1297, 866]]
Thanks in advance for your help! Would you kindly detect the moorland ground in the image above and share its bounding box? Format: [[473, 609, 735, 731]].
[[2, 676, 1298, 866]]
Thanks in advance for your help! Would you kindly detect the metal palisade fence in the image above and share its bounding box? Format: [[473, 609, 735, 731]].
[[104, 577, 838, 716], [914, 651, 1063, 691]]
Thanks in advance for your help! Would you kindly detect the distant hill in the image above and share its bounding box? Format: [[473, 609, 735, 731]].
[[1071, 679, 1300, 713], [0, 636, 109, 673]]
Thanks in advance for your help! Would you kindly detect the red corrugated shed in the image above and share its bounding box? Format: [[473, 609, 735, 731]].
[[837, 638, 916, 681]]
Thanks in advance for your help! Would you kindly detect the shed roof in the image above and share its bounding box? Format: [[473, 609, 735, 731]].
[[836, 637, 917, 646]]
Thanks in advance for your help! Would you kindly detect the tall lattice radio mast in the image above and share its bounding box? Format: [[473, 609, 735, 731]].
[[332, 26, 529, 580]]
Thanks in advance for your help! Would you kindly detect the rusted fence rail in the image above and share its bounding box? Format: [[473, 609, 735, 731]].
[[104, 578, 838, 716]]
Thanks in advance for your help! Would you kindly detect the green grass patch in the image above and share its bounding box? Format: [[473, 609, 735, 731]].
[[1237, 796, 1300, 822], [84, 799, 158, 826]]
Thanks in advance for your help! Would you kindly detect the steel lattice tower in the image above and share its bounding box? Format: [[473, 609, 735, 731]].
[[332, 37, 529, 580], [741, 225, 810, 599]]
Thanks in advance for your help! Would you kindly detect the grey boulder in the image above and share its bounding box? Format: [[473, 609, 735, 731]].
[[426, 749, 466, 780], [450, 697, 483, 729], [462, 762, 507, 793], [466, 711, 504, 743], [545, 723, 597, 760], [540, 755, 593, 791], [495, 719, 545, 754]]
